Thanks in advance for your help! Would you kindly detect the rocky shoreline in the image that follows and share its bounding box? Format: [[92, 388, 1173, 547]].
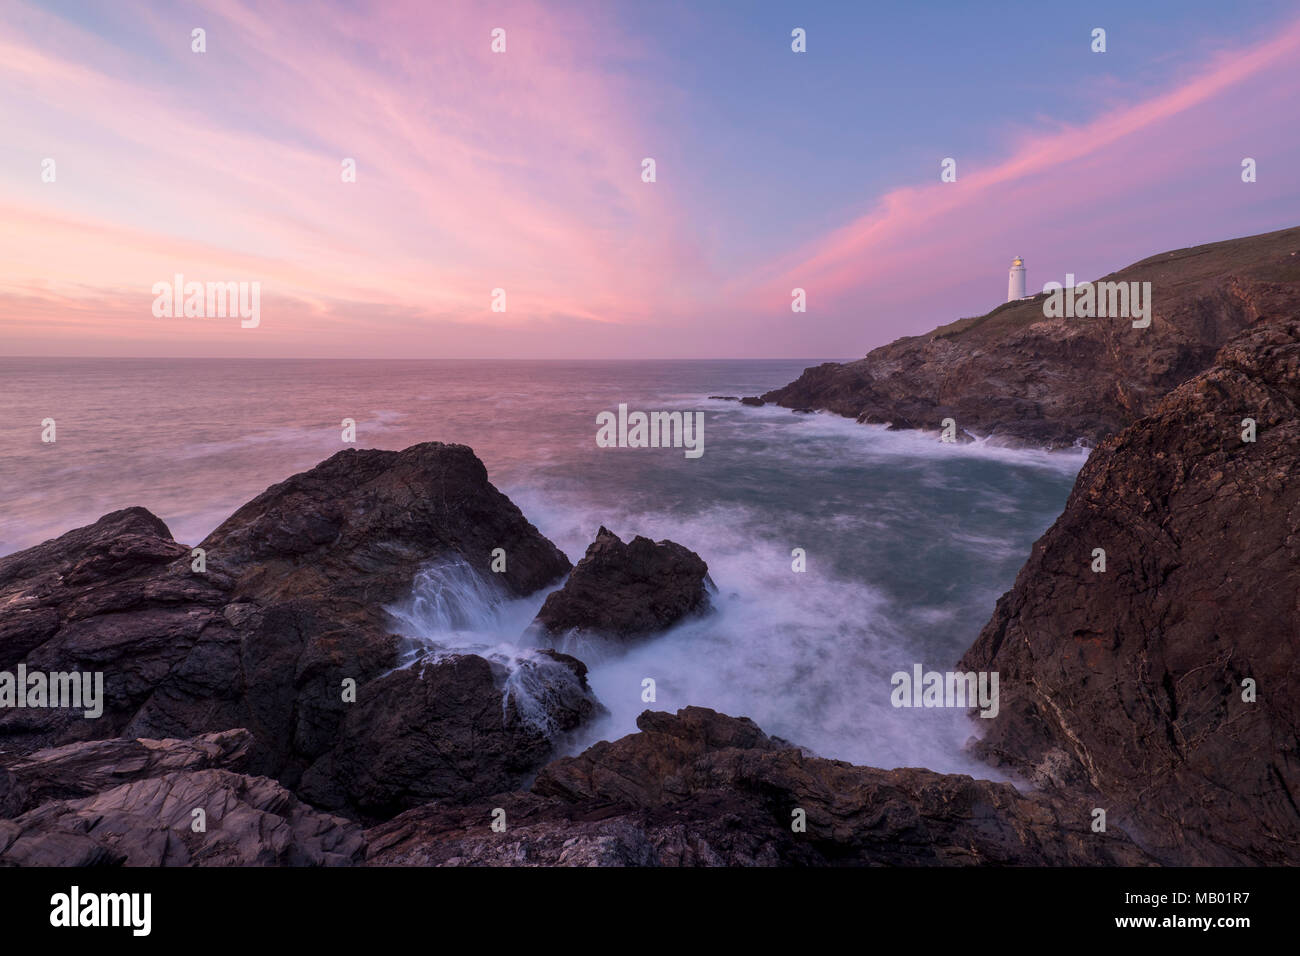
[[758, 227, 1300, 449], [3, 262, 1297, 866]]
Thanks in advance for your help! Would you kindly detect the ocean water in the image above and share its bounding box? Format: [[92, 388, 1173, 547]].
[[0, 358, 1085, 774]]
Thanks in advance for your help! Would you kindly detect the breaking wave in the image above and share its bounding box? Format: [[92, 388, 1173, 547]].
[[385, 557, 586, 737]]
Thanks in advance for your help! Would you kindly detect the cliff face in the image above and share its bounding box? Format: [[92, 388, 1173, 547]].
[[763, 227, 1300, 448], [960, 316, 1300, 864]]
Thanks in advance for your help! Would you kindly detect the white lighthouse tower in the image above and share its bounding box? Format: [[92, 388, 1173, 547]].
[[1007, 256, 1026, 301]]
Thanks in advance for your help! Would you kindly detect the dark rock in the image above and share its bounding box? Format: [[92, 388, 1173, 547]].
[[0, 507, 231, 752], [199, 442, 570, 602], [0, 730, 252, 816], [297, 651, 601, 820], [961, 316, 1300, 864], [707, 395, 739, 401], [532, 527, 711, 641], [365, 707, 1152, 866], [739, 396, 765, 406], [364, 792, 661, 867], [0, 768, 25, 819], [763, 227, 1300, 447], [0, 443, 590, 818], [0, 768, 364, 866]]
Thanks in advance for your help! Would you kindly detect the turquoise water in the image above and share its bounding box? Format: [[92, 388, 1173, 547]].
[[0, 358, 1084, 772]]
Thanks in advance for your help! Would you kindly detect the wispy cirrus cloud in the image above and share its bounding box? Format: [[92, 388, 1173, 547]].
[[740, 15, 1300, 352], [1, 1, 1297, 358], [0, 0, 709, 354]]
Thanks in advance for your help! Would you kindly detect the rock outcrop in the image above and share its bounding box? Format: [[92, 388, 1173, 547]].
[[0, 506, 231, 752], [532, 527, 711, 641], [763, 227, 1300, 447], [0, 769, 364, 866], [0, 443, 588, 817], [0, 729, 253, 816], [297, 651, 601, 819], [5, 298, 1296, 867], [960, 316, 1300, 864], [0, 729, 364, 866], [365, 706, 1152, 866]]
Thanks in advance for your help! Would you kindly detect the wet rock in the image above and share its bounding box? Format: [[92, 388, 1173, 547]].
[[366, 707, 1152, 866], [0, 507, 231, 752], [297, 651, 601, 820], [961, 316, 1300, 864], [0, 729, 252, 815], [532, 527, 711, 642], [198, 441, 570, 602], [0, 443, 590, 817]]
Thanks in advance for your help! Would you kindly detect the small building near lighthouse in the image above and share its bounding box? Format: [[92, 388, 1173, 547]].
[[1007, 256, 1026, 301]]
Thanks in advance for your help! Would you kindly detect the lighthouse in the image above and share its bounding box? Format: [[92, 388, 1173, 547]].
[[1007, 256, 1026, 301]]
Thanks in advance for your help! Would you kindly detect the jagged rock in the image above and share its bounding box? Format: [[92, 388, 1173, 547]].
[[960, 316, 1300, 864], [0, 769, 24, 819], [0, 730, 252, 816], [364, 793, 661, 866], [297, 651, 601, 820], [532, 527, 711, 641], [199, 442, 570, 602], [365, 707, 1152, 866], [132, 442, 574, 781], [0, 507, 231, 752], [739, 396, 765, 407], [0, 768, 364, 866], [763, 227, 1300, 447], [0, 443, 588, 817]]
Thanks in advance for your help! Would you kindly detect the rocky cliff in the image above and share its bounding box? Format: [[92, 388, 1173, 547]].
[[4, 302, 1297, 865], [762, 227, 1300, 448], [960, 314, 1300, 864]]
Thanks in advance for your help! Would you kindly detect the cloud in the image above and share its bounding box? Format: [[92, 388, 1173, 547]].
[[744, 16, 1300, 350], [1, 3, 1296, 357], [0, 0, 708, 352]]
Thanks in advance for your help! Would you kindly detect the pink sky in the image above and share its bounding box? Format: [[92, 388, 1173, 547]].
[[1, 0, 1297, 358]]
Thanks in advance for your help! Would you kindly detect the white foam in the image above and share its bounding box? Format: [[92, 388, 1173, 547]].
[[384, 557, 585, 737]]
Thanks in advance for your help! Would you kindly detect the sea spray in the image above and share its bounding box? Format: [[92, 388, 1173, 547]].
[[385, 557, 597, 737], [505, 410, 1079, 778], [385, 557, 548, 666], [4, 358, 1083, 776]]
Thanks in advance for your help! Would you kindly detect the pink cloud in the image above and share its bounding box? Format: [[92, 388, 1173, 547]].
[[748, 16, 1300, 347], [1, 2, 1296, 358], [0, 0, 710, 353]]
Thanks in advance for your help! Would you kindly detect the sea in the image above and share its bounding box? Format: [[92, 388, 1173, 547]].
[[0, 357, 1087, 775]]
